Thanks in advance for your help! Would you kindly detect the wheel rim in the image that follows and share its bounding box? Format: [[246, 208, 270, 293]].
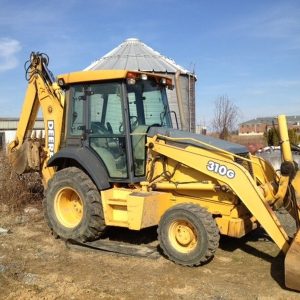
[[168, 220, 198, 253], [54, 187, 83, 228]]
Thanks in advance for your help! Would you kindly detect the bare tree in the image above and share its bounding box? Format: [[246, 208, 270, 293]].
[[212, 95, 239, 140]]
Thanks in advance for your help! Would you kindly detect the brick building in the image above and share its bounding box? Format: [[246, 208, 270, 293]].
[[239, 116, 300, 135]]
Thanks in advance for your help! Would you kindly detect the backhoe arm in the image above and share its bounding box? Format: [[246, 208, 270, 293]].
[[8, 52, 65, 185]]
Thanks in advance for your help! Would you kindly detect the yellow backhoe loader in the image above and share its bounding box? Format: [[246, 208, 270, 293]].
[[8, 52, 300, 291]]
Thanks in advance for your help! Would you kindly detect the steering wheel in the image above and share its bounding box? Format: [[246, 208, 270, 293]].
[[148, 123, 161, 127], [130, 116, 138, 130], [119, 116, 139, 133], [91, 122, 110, 134], [106, 122, 113, 134]]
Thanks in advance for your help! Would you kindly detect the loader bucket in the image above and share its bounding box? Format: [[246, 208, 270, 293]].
[[285, 230, 300, 291]]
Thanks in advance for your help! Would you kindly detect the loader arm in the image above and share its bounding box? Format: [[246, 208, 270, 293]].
[[147, 135, 291, 252], [8, 52, 64, 184]]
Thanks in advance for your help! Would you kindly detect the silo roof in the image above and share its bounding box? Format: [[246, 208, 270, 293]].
[[85, 38, 191, 74]]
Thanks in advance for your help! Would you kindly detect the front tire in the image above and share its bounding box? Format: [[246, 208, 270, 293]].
[[158, 203, 219, 266], [43, 167, 106, 241]]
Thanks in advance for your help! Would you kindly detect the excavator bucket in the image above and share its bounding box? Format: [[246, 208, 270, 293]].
[[8, 140, 41, 174], [285, 230, 300, 291]]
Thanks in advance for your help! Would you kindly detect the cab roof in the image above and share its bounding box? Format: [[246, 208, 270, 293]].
[[57, 70, 170, 85]]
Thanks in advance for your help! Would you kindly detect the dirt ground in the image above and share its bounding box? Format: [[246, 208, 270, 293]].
[[0, 204, 299, 300]]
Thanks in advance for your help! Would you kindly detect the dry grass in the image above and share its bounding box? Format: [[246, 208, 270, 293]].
[[0, 151, 44, 213], [229, 134, 266, 148]]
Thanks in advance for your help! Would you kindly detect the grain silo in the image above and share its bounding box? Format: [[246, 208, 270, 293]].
[[85, 38, 196, 132]]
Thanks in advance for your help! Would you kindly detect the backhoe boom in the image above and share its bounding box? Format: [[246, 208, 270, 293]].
[[8, 52, 64, 184]]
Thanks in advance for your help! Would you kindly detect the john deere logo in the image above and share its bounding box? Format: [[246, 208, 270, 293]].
[[47, 120, 55, 157]]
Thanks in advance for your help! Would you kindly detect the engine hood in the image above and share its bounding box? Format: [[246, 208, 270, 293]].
[[147, 127, 248, 154]]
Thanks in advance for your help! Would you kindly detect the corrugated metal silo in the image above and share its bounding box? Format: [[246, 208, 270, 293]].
[[85, 38, 196, 132]]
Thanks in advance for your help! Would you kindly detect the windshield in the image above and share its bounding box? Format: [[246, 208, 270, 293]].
[[126, 78, 172, 131]]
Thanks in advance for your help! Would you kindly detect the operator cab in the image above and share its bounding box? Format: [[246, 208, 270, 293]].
[[65, 71, 172, 183]]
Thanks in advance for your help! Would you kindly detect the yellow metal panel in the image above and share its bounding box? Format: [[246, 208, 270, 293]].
[[292, 171, 300, 198], [127, 192, 170, 230], [227, 217, 258, 238], [215, 216, 257, 237], [215, 217, 230, 235], [112, 205, 128, 223], [101, 188, 131, 227], [251, 155, 278, 185], [153, 182, 216, 191], [101, 188, 172, 230], [58, 70, 129, 84], [160, 193, 238, 217], [292, 171, 300, 220]]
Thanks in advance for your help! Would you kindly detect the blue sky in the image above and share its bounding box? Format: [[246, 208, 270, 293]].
[[0, 0, 299, 127]]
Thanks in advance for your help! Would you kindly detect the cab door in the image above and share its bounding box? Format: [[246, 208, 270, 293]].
[[68, 81, 130, 180], [87, 82, 129, 179]]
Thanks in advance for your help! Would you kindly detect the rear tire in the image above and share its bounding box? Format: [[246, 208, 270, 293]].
[[43, 167, 106, 242], [158, 203, 219, 266]]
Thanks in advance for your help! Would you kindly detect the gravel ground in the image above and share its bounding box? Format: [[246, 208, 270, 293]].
[[0, 205, 299, 300]]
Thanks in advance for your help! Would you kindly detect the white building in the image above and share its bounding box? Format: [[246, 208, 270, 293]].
[[0, 118, 44, 150]]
